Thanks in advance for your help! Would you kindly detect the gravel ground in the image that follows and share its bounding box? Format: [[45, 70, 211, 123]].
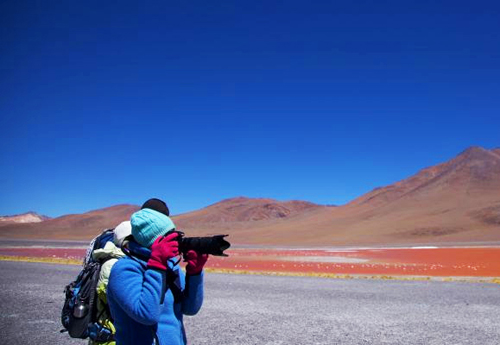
[[0, 260, 499, 345]]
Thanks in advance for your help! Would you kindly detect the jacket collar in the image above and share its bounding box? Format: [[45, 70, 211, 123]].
[[127, 239, 152, 262]]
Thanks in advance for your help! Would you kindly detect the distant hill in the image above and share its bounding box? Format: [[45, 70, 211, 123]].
[[0, 205, 139, 240], [1, 146, 499, 246], [0, 212, 51, 224], [174, 197, 326, 229]]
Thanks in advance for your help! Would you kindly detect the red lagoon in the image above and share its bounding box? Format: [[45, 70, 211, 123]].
[[1, 246, 499, 278]]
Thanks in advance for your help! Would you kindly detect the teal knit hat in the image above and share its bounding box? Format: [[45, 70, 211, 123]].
[[131, 208, 176, 248]]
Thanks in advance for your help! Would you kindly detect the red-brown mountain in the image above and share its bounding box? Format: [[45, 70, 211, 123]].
[[230, 146, 500, 245]]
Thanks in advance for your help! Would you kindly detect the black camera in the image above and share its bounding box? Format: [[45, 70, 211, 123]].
[[170, 230, 230, 257]]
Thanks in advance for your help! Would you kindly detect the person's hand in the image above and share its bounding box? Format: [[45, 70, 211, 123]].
[[184, 250, 208, 275], [147, 232, 179, 271]]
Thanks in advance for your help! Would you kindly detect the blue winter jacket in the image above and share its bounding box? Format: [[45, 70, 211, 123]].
[[107, 241, 204, 345]]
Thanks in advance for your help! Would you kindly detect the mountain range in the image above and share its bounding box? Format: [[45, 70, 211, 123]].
[[1, 146, 499, 246]]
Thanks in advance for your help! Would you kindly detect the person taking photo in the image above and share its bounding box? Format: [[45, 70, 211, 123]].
[[107, 200, 207, 345]]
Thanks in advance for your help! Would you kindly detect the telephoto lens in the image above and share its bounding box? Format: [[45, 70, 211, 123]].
[[170, 231, 231, 257]]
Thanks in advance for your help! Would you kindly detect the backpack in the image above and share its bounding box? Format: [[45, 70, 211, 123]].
[[61, 228, 116, 342]]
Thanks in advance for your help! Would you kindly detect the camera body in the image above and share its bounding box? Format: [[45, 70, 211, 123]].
[[169, 230, 230, 257]]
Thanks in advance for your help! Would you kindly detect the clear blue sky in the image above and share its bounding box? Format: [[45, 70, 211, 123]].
[[1, 1, 499, 217]]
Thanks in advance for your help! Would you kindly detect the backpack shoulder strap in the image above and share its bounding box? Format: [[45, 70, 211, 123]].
[[83, 236, 99, 266]]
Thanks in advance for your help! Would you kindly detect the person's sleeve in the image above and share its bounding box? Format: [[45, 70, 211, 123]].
[[181, 271, 204, 315], [108, 261, 166, 325]]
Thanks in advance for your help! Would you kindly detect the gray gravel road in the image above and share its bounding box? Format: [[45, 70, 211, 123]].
[[0, 261, 499, 345]]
